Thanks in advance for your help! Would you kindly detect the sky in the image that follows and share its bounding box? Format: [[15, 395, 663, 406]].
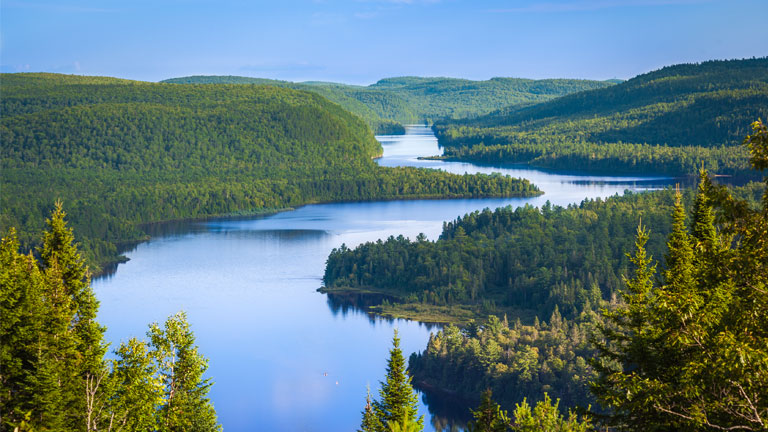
[[1, 0, 766, 84]]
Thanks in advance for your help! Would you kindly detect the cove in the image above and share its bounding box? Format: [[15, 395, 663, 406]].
[[93, 125, 675, 431]]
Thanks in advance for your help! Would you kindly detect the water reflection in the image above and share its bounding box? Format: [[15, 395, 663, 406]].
[[325, 291, 398, 321], [92, 125, 680, 432], [414, 380, 475, 431]]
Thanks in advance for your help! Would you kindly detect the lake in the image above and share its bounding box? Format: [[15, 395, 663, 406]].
[[93, 125, 675, 431]]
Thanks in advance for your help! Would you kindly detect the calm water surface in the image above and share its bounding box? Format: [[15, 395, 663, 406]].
[[93, 125, 675, 431]]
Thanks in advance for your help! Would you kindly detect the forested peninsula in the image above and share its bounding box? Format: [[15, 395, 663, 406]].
[[162, 75, 615, 134], [0, 73, 540, 273], [324, 175, 766, 412], [433, 58, 768, 178]]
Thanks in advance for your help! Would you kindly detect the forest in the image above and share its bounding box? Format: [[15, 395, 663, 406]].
[[349, 120, 768, 431], [0, 73, 540, 272], [433, 58, 768, 178], [162, 75, 614, 134], [0, 204, 220, 432], [327, 179, 765, 414]]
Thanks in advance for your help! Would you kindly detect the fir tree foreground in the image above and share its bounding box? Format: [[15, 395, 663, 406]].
[[591, 120, 768, 431], [0, 203, 220, 432], [359, 330, 425, 432]]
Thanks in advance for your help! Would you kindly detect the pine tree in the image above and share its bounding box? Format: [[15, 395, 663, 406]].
[[466, 389, 510, 432], [373, 330, 424, 432]]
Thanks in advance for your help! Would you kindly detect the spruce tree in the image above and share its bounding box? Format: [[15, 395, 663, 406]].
[[373, 330, 424, 432], [2, 205, 222, 432], [38, 202, 108, 431], [590, 224, 671, 430], [466, 389, 510, 432], [0, 228, 67, 430], [591, 120, 768, 430], [359, 385, 385, 432], [510, 394, 591, 432]]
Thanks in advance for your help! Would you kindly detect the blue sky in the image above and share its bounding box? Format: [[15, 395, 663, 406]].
[[1, 0, 766, 83]]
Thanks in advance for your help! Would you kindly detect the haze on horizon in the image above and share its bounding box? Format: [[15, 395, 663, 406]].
[[1, 0, 766, 85]]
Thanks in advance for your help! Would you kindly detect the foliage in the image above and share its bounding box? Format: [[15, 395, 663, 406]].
[[511, 394, 592, 432], [409, 313, 598, 417], [0, 73, 540, 272], [0, 207, 220, 431], [466, 389, 511, 432], [360, 386, 386, 432], [324, 189, 688, 320], [162, 75, 614, 133], [327, 179, 763, 416], [434, 58, 768, 177], [359, 330, 424, 432], [590, 120, 768, 430], [149, 312, 220, 432]]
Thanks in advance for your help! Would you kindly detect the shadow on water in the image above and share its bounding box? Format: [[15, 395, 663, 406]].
[[414, 380, 474, 432], [325, 291, 442, 331]]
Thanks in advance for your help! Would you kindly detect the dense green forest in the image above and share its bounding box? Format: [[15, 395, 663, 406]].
[[329, 120, 768, 429], [324, 178, 765, 412], [0, 73, 540, 272], [162, 75, 614, 134], [433, 58, 768, 177], [1, 205, 220, 432], [324, 189, 692, 320]]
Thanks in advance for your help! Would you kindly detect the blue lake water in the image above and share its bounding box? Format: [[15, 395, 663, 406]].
[[93, 125, 676, 431]]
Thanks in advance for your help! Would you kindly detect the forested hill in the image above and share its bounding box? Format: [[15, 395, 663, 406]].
[[162, 75, 614, 134], [0, 73, 540, 272], [434, 58, 768, 177]]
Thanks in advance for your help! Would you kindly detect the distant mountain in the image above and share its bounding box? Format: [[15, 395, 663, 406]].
[[1, 73, 540, 272], [162, 75, 614, 134], [434, 58, 768, 177]]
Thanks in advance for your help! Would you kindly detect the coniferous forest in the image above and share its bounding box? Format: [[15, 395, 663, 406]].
[[343, 120, 768, 431], [1, 204, 220, 431], [0, 73, 539, 273], [433, 59, 768, 178], [2, 58, 768, 432], [161, 75, 614, 135]]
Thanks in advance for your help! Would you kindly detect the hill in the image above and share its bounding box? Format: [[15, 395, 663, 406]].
[[0, 73, 540, 272], [161, 75, 614, 134], [433, 58, 768, 178]]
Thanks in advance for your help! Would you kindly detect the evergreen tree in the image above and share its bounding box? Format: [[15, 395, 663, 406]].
[[590, 120, 768, 430], [466, 389, 510, 432], [0, 228, 66, 430], [149, 312, 221, 432], [374, 330, 424, 431], [38, 202, 108, 431], [1, 205, 109, 431], [511, 394, 592, 432], [359, 385, 385, 432], [360, 330, 425, 432], [1, 205, 222, 432], [386, 417, 423, 432]]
